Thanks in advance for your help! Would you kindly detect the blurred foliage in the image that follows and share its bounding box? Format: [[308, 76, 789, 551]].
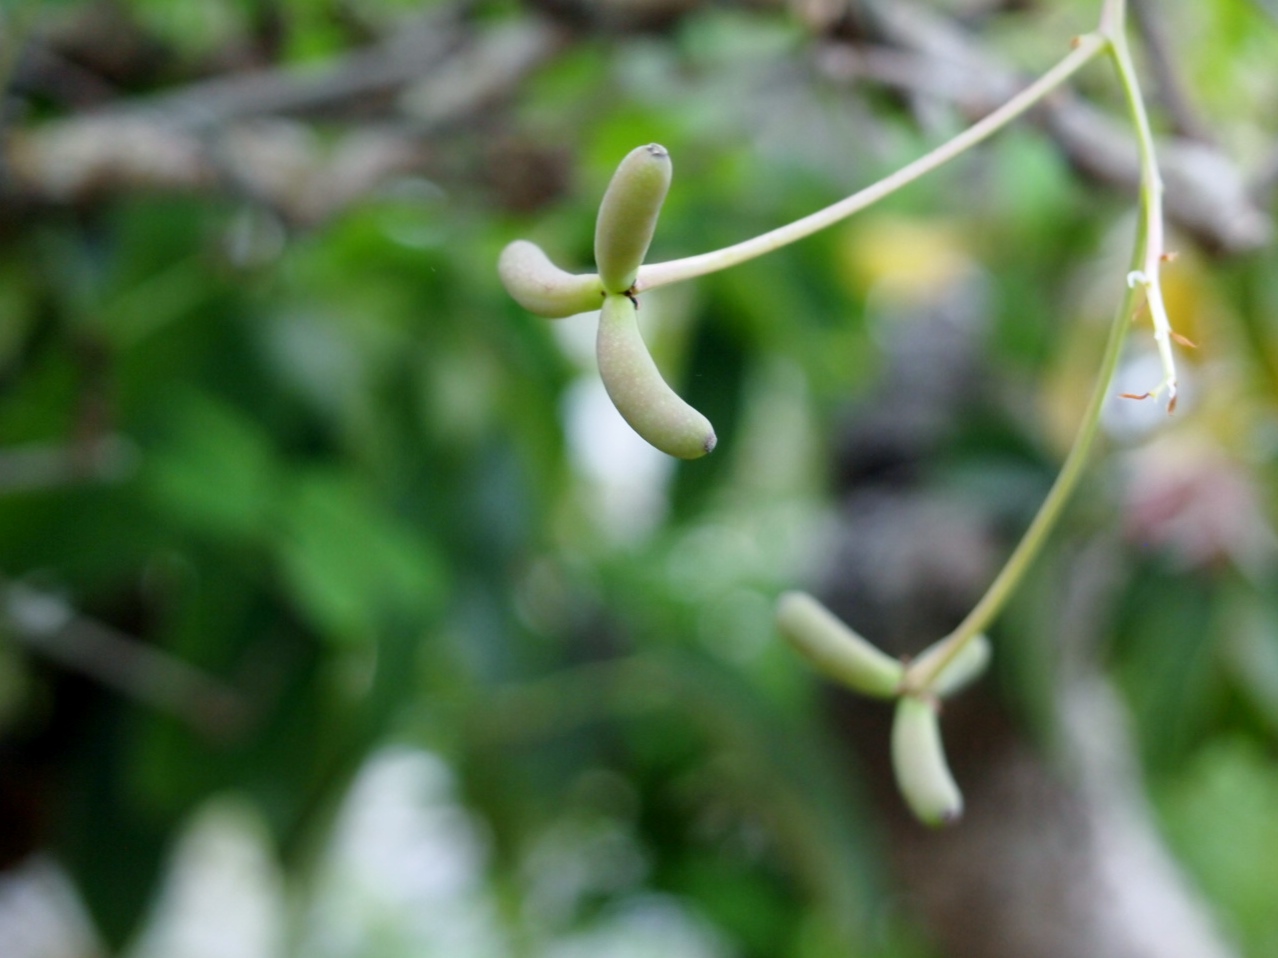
[[2, 0, 1278, 956]]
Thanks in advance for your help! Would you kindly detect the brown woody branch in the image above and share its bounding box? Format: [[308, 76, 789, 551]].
[[1, 13, 563, 223]]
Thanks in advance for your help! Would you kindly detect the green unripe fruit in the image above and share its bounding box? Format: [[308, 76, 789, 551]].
[[498, 240, 604, 318], [914, 634, 991, 699], [891, 695, 963, 827], [594, 144, 672, 294], [775, 591, 904, 698], [596, 293, 716, 459]]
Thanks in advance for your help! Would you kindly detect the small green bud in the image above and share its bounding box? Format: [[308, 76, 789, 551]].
[[891, 695, 963, 827], [914, 634, 991, 699], [596, 293, 716, 459], [775, 591, 904, 698], [498, 240, 604, 318], [594, 144, 672, 295]]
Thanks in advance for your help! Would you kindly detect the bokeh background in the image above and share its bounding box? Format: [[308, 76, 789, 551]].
[[2, 0, 1278, 956]]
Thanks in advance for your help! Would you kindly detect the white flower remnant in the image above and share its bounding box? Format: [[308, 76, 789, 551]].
[[1124, 268, 1184, 413]]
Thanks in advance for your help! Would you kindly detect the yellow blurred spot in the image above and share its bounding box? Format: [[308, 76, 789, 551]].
[[1156, 257, 1209, 362], [840, 215, 974, 308]]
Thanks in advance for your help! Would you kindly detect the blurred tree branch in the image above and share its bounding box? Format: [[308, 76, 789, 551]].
[[0, 437, 135, 494], [4, 0, 1270, 251], [1129, 0, 1211, 142], [4, 580, 248, 740], [816, 0, 1271, 254], [1, 9, 563, 222]]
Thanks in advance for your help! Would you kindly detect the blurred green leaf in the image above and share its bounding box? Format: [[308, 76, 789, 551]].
[[1157, 737, 1278, 958], [275, 470, 447, 645], [147, 392, 283, 540]]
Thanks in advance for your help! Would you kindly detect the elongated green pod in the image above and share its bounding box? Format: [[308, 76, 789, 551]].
[[498, 240, 604, 318], [775, 591, 903, 698], [596, 293, 716, 459], [594, 144, 672, 294], [913, 634, 992, 699], [891, 695, 963, 827]]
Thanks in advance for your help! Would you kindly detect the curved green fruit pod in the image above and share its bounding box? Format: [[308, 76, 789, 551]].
[[594, 144, 672, 294], [775, 591, 903, 698], [891, 695, 963, 827], [596, 293, 716, 459], [913, 634, 991, 699], [498, 240, 604, 318]]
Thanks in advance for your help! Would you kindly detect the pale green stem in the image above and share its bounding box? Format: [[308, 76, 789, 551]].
[[906, 0, 1172, 691], [1103, 0, 1179, 408], [904, 239, 1143, 692], [634, 33, 1107, 293]]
